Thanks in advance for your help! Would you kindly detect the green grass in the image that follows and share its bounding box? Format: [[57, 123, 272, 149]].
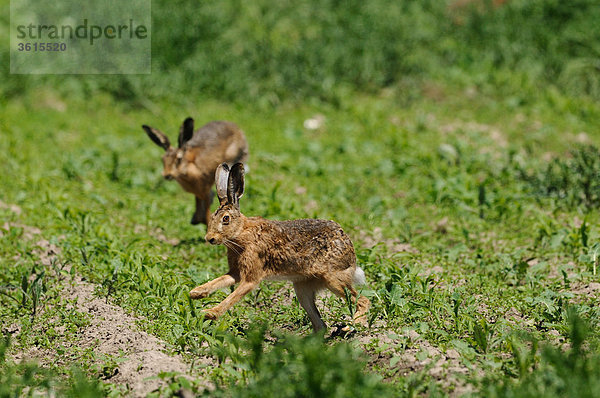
[[0, 338, 104, 397], [2, 1, 600, 395], [2, 0, 599, 103], [1, 79, 599, 396]]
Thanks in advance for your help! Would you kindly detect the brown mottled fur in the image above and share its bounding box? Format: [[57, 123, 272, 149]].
[[191, 163, 370, 332], [142, 119, 248, 225]]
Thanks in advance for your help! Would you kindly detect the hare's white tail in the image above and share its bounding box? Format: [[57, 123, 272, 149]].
[[353, 267, 366, 285]]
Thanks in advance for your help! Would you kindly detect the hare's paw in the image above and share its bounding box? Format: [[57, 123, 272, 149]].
[[202, 308, 220, 320], [352, 296, 370, 326], [352, 313, 368, 327], [190, 286, 210, 299]]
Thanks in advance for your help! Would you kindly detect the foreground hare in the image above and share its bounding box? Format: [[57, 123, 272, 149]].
[[190, 163, 370, 331], [142, 118, 248, 225]]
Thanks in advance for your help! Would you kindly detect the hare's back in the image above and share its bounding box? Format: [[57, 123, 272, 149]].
[[186, 121, 245, 151], [276, 219, 356, 266]]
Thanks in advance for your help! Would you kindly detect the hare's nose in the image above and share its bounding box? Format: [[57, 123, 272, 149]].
[[208, 238, 216, 244], [164, 174, 174, 180]]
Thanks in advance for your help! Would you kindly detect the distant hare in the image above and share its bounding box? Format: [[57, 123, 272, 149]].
[[142, 118, 248, 225], [190, 163, 370, 331]]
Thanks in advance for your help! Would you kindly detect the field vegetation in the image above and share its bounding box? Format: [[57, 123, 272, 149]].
[[1, 0, 600, 396]]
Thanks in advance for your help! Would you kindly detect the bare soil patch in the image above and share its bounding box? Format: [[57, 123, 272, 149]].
[[355, 227, 418, 254], [63, 274, 199, 396], [1, 222, 41, 239], [570, 281, 600, 299], [356, 326, 474, 397], [134, 224, 181, 246], [6, 214, 208, 396], [0, 200, 22, 215]]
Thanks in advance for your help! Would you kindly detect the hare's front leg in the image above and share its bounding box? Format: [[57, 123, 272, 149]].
[[190, 274, 237, 299], [202, 280, 258, 320]]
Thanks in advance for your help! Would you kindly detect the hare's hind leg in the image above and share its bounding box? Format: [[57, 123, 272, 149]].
[[353, 295, 370, 325], [191, 191, 214, 226], [324, 274, 370, 326], [190, 274, 237, 299], [293, 281, 326, 332]]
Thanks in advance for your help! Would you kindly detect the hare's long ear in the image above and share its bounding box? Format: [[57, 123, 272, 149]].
[[227, 163, 245, 207], [178, 117, 194, 148], [215, 163, 230, 205], [142, 125, 170, 150]]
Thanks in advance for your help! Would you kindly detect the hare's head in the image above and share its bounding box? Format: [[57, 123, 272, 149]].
[[205, 163, 245, 245], [142, 117, 196, 181]]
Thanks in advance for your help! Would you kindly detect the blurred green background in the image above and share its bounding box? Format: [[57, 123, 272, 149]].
[[2, 0, 599, 105]]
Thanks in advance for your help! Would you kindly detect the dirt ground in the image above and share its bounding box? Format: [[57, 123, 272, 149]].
[[4, 219, 208, 397], [62, 274, 198, 396]]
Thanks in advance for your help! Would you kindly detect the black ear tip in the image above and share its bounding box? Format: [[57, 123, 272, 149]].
[[233, 162, 245, 173], [142, 125, 150, 131]]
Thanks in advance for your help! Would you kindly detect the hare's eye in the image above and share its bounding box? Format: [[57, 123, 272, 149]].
[[222, 215, 230, 225]]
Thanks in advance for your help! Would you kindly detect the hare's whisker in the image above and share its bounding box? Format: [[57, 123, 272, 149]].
[[225, 239, 243, 250], [223, 240, 241, 255]]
